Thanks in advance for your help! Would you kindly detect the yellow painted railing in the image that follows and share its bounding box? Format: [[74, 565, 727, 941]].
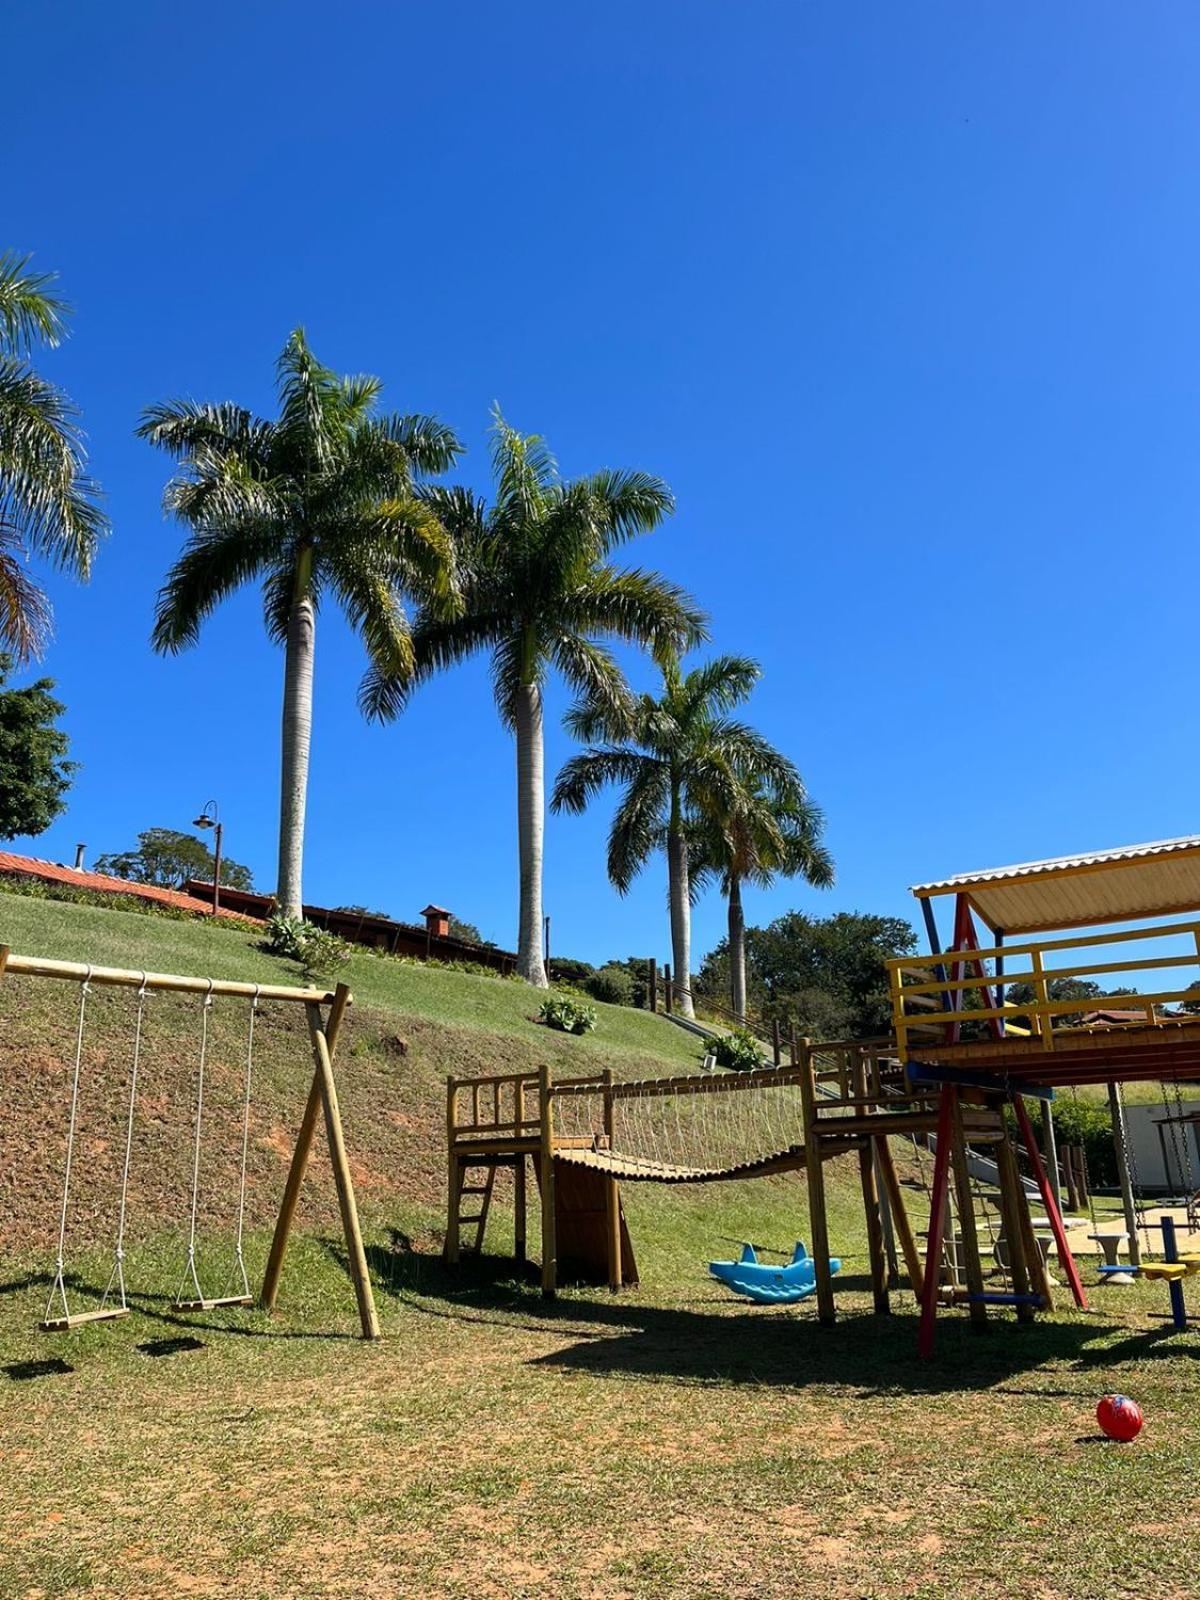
[[886, 918, 1200, 1060]]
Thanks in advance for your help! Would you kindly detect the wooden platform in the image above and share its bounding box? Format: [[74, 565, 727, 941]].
[[911, 1019, 1200, 1089]]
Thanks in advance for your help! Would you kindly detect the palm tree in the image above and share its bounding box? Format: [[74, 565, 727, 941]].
[[0, 252, 107, 660], [362, 411, 705, 986], [551, 654, 799, 1019], [691, 775, 834, 1022], [139, 330, 462, 917]]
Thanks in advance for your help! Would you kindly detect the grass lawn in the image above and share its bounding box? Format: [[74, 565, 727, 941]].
[[3, 892, 1200, 1599]]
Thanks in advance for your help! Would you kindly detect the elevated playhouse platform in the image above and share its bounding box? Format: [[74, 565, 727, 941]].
[[889, 833, 1200, 1354]]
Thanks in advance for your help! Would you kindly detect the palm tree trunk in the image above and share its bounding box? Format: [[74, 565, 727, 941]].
[[276, 561, 315, 920], [666, 790, 694, 1019], [728, 873, 747, 1023], [515, 681, 548, 987]]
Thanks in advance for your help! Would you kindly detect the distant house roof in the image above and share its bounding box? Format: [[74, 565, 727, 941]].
[[0, 851, 257, 922], [911, 835, 1200, 934]]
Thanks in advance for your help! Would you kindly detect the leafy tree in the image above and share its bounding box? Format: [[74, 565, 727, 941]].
[[448, 915, 493, 946], [139, 330, 461, 917], [95, 827, 255, 891], [0, 653, 75, 837], [0, 253, 107, 660], [551, 654, 789, 1018], [695, 909, 919, 1040], [691, 770, 833, 1022], [363, 410, 704, 986], [333, 904, 392, 919]]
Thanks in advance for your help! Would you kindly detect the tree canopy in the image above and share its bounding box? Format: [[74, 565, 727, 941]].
[[0, 653, 75, 839], [95, 827, 255, 892], [694, 909, 918, 1039]]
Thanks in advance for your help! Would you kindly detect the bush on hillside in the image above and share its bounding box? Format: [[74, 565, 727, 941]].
[[585, 964, 635, 1007], [262, 913, 353, 980], [539, 995, 597, 1036], [710, 1028, 764, 1071]]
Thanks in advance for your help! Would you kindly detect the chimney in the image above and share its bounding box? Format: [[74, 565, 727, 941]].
[[73, 844, 86, 871], [421, 904, 451, 940]]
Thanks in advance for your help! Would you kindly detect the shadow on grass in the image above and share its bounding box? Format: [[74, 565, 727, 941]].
[[4, 1356, 73, 1381], [362, 1233, 1128, 1396]]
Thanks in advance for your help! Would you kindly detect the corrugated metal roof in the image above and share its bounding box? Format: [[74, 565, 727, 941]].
[[910, 835, 1200, 934]]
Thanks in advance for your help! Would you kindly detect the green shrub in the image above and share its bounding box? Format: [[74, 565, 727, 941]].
[[262, 914, 352, 980], [1003, 1096, 1118, 1188], [710, 1028, 765, 1071], [539, 996, 597, 1036], [585, 964, 635, 1007], [548, 957, 595, 987]]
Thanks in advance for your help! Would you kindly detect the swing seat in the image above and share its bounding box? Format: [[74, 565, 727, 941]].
[[170, 1294, 254, 1313], [1138, 1261, 1198, 1282], [39, 1306, 130, 1333]]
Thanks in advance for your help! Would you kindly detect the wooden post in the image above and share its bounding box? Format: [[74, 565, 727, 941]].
[[445, 1076, 462, 1265], [1108, 1081, 1141, 1268], [875, 1136, 924, 1298], [797, 1038, 836, 1324], [993, 1119, 1035, 1322], [514, 1078, 527, 1265], [304, 998, 380, 1340], [874, 1143, 901, 1289], [1068, 1139, 1088, 1209], [261, 983, 351, 1312], [664, 965, 673, 1015], [648, 959, 658, 1014], [854, 1053, 889, 1313], [602, 1068, 622, 1291], [771, 1019, 782, 1067], [538, 1062, 557, 1297], [949, 1094, 988, 1327], [1075, 1143, 1090, 1209]]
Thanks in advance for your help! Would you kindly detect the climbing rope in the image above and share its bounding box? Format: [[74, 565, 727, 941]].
[[224, 986, 259, 1302], [99, 974, 150, 1315], [173, 981, 216, 1309], [43, 970, 93, 1327]]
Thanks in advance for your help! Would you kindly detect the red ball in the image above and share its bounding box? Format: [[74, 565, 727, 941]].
[[1097, 1393, 1143, 1442]]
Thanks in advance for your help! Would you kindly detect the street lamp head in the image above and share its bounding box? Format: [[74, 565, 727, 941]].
[[193, 814, 214, 830]]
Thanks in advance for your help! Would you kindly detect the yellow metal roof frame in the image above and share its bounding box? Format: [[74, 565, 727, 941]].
[[910, 835, 1200, 935]]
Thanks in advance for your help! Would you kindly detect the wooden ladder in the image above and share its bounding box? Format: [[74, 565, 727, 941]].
[[456, 1162, 498, 1254]]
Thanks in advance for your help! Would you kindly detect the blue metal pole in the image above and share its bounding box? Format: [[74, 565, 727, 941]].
[[1161, 1215, 1187, 1330]]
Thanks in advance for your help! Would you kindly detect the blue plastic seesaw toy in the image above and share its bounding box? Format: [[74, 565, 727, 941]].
[[708, 1240, 841, 1305]]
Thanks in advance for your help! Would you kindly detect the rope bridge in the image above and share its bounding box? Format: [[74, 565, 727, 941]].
[[549, 1064, 818, 1183]]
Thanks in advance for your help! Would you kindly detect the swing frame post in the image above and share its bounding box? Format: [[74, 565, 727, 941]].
[[260, 982, 380, 1340], [797, 1038, 836, 1324]]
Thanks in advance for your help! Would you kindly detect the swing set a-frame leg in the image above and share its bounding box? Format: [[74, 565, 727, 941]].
[[261, 984, 381, 1340]]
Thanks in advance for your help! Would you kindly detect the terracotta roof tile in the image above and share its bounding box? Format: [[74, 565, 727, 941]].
[[0, 852, 260, 923]]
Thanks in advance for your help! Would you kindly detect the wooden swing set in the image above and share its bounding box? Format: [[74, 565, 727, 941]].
[[3, 947, 381, 1340]]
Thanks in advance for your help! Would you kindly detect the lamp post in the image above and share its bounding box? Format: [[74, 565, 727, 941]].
[[192, 802, 223, 915]]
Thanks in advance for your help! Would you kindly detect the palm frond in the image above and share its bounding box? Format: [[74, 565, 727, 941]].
[[0, 354, 106, 575], [0, 252, 69, 356], [0, 516, 53, 660], [577, 467, 675, 549], [381, 414, 464, 477], [548, 634, 632, 727], [152, 519, 284, 653], [606, 763, 671, 893], [489, 407, 556, 528], [676, 654, 761, 722], [563, 566, 708, 658], [551, 745, 659, 816]]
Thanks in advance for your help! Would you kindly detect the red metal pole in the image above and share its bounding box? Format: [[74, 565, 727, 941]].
[[1011, 1092, 1087, 1309], [918, 1085, 958, 1359]]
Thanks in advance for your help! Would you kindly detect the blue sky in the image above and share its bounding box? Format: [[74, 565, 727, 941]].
[[5, 3, 1199, 965]]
